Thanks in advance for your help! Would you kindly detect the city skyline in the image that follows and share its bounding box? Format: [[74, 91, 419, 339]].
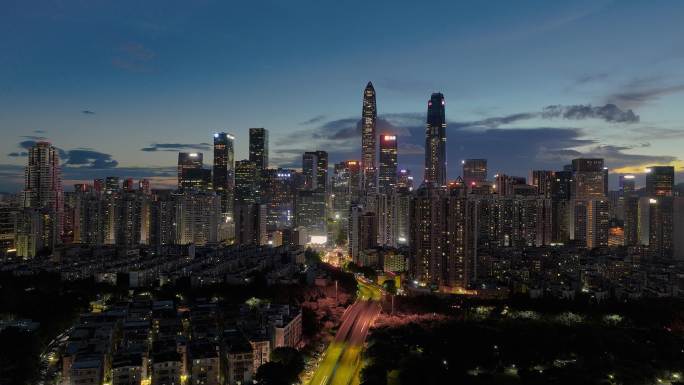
[[2, 1, 684, 191]]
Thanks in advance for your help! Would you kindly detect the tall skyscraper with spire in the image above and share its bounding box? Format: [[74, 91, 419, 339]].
[[361, 82, 377, 193], [425, 93, 447, 186]]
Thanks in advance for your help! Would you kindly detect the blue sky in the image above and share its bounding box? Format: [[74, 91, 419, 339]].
[[1, 0, 684, 191]]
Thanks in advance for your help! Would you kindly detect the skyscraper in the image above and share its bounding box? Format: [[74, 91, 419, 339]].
[[379, 135, 398, 194], [646, 166, 675, 197], [22, 141, 63, 214], [177, 152, 204, 190], [213, 132, 235, 214], [424, 93, 447, 186], [571, 158, 605, 199], [302, 151, 328, 192], [234, 160, 260, 205], [361, 82, 377, 193], [462, 159, 487, 187], [397, 169, 414, 191], [249, 128, 269, 170]]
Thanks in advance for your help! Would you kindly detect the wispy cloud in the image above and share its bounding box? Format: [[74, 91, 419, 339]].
[[112, 42, 156, 72], [606, 77, 684, 108], [81, 110, 95, 115], [300, 115, 326, 125], [140, 143, 211, 152]]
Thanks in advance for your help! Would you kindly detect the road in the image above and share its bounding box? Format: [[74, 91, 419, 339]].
[[308, 279, 382, 385]]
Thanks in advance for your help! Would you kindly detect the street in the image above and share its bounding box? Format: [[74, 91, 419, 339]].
[[308, 279, 382, 385]]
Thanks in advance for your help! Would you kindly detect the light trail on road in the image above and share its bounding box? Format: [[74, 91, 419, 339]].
[[308, 278, 382, 385]]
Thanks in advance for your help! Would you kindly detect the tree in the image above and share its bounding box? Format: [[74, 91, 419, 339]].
[[271, 347, 305, 381], [383, 279, 397, 314], [304, 248, 321, 265], [255, 362, 289, 385]]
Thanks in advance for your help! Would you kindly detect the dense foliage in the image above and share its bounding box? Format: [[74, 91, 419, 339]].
[[362, 298, 684, 385]]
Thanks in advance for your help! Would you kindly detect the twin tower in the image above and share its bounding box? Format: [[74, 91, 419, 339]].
[[360, 82, 446, 191]]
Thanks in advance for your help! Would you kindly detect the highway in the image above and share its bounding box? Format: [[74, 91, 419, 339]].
[[308, 279, 382, 385]]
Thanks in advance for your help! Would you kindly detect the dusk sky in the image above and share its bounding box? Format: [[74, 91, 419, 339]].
[[2, 0, 684, 191]]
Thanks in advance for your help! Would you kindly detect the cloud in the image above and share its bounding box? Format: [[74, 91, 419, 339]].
[[542, 104, 639, 123], [8, 152, 28, 157], [33, 130, 46, 134], [82, 110, 95, 115], [112, 42, 156, 72], [606, 77, 684, 108], [140, 143, 211, 152], [300, 115, 326, 125], [574, 72, 610, 85], [63, 149, 119, 169]]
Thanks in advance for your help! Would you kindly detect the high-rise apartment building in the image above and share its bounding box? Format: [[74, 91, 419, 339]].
[[19, 141, 63, 256]]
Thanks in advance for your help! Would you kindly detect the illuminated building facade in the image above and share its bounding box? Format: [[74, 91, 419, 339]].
[[424, 93, 447, 186]]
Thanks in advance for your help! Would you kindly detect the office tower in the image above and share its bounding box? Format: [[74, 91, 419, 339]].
[[123, 178, 135, 192], [213, 132, 235, 214], [302, 151, 328, 192], [314, 151, 328, 193], [175, 192, 221, 245], [603, 167, 609, 196], [646, 166, 675, 197], [302, 152, 317, 190], [379, 135, 398, 194], [294, 190, 327, 243], [619, 174, 636, 194], [462, 159, 487, 187], [106, 176, 121, 191], [424, 93, 447, 186], [263, 168, 296, 230], [623, 195, 640, 246], [361, 82, 377, 193], [531, 170, 555, 198], [550, 170, 572, 243], [177, 152, 204, 190], [397, 169, 414, 191], [331, 161, 360, 242], [637, 197, 674, 258], [20, 141, 63, 254], [571, 158, 605, 199], [234, 160, 260, 206], [234, 203, 267, 246], [249, 128, 269, 170]]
